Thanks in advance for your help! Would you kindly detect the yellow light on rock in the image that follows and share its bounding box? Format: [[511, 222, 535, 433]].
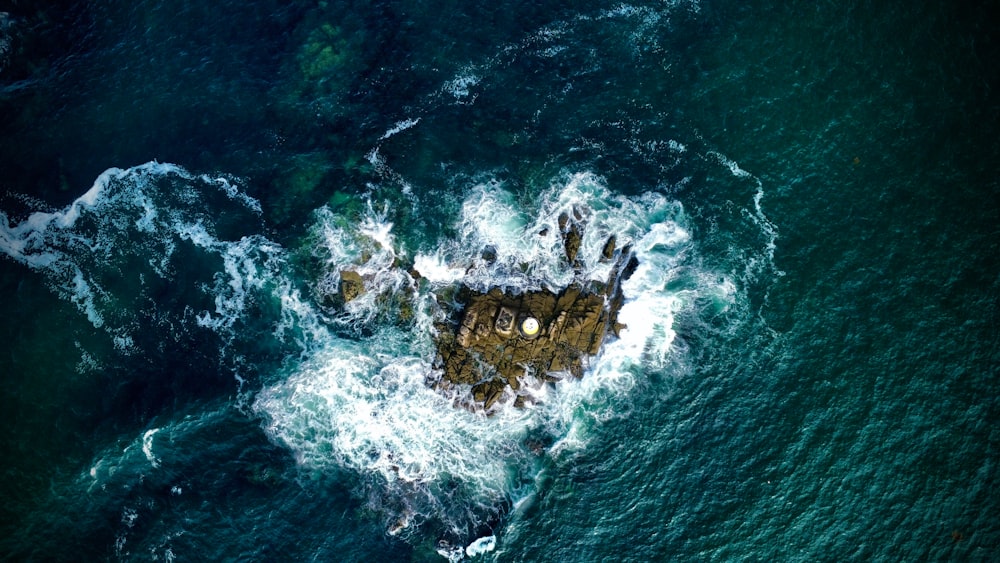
[[520, 317, 540, 337]]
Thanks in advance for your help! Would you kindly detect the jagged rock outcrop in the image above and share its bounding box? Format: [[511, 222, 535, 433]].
[[339, 270, 365, 302], [327, 205, 639, 413], [432, 211, 637, 412]]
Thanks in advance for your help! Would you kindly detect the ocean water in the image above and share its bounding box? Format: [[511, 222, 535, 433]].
[[1, 1, 997, 561]]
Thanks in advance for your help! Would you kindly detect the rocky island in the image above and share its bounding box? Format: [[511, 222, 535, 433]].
[[336, 207, 638, 413], [429, 209, 638, 412]]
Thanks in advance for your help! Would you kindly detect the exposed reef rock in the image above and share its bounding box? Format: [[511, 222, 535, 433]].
[[339, 270, 365, 302], [430, 210, 637, 413], [322, 204, 638, 413]]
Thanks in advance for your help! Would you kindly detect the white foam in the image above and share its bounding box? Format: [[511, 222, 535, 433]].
[[358, 204, 397, 256], [465, 535, 497, 557], [415, 173, 675, 294], [113, 333, 135, 353], [201, 173, 262, 214], [191, 234, 281, 333], [710, 150, 752, 179], [257, 172, 732, 543], [366, 146, 388, 173], [309, 203, 420, 329], [0, 162, 288, 371], [444, 73, 481, 101], [413, 251, 467, 284], [707, 151, 784, 289], [2, 160, 730, 548], [256, 337, 534, 490], [132, 191, 158, 232], [142, 428, 161, 468], [379, 117, 421, 141], [122, 506, 139, 528], [0, 168, 111, 264], [69, 268, 104, 328], [437, 544, 465, 562], [539, 211, 693, 451], [273, 280, 329, 350]]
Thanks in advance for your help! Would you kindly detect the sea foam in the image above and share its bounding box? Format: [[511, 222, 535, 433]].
[[255, 172, 730, 549]]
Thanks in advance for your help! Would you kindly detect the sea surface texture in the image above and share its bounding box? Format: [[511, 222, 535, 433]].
[[1, 1, 997, 561]]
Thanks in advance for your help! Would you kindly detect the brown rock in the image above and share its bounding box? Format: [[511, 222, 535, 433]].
[[430, 216, 638, 412], [340, 270, 364, 302], [601, 235, 616, 261], [435, 281, 619, 408], [472, 379, 507, 410], [564, 224, 582, 263]]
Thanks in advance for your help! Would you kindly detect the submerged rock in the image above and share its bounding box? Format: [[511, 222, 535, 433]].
[[0, 13, 12, 74], [480, 244, 498, 264]]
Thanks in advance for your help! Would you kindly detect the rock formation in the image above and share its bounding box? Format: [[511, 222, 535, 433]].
[[431, 209, 637, 412], [326, 205, 638, 413], [339, 270, 365, 302]]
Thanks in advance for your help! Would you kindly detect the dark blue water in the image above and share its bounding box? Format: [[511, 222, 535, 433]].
[[2, 1, 998, 560]]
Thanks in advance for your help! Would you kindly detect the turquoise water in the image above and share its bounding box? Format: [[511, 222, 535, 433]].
[[1, 1, 997, 561]]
